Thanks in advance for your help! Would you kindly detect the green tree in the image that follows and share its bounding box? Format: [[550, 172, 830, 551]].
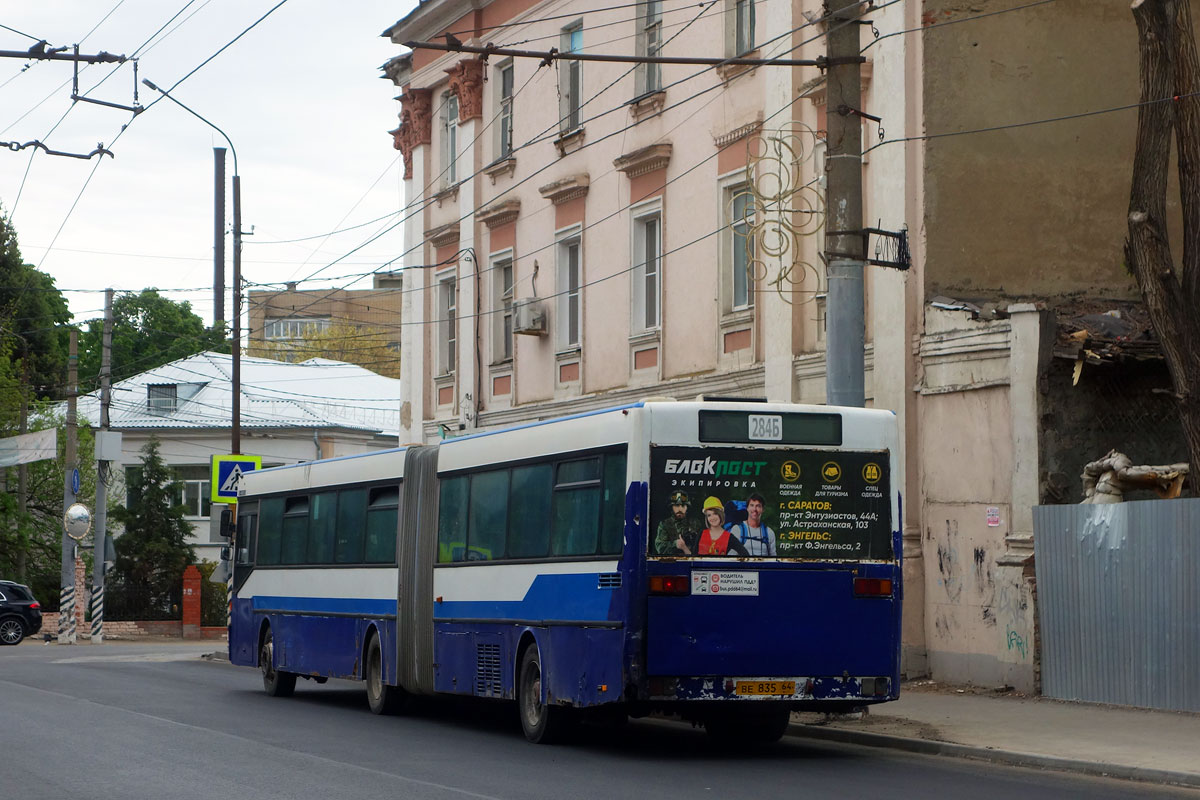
[[78, 289, 228, 391], [109, 438, 194, 607], [0, 211, 71, 400]]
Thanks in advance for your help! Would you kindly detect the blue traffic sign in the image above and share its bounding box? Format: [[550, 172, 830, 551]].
[[210, 455, 262, 504], [71, 468, 80, 495]]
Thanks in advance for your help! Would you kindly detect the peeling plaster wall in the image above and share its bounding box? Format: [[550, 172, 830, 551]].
[[920, 384, 1037, 691]]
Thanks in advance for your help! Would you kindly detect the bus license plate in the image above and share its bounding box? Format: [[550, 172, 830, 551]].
[[735, 680, 796, 696], [748, 414, 783, 441]]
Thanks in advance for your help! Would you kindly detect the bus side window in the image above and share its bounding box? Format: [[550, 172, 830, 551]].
[[336, 488, 367, 563], [468, 470, 508, 562], [258, 498, 284, 566], [365, 486, 399, 563], [508, 464, 552, 558], [281, 496, 310, 565], [552, 458, 601, 556], [236, 513, 257, 564], [438, 476, 469, 563], [599, 452, 627, 555], [308, 492, 338, 564]]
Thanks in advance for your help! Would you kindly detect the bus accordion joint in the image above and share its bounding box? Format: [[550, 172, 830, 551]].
[[853, 577, 893, 597], [648, 575, 689, 595]]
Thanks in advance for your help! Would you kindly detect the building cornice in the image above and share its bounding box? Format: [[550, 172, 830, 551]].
[[425, 221, 461, 249], [538, 173, 590, 205], [477, 198, 520, 228], [613, 143, 672, 178]]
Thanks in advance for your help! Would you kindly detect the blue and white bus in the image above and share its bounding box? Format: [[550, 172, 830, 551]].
[[227, 400, 901, 743]]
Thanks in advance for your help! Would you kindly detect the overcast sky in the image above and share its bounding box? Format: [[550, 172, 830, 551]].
[[0, 0, 417, 328]]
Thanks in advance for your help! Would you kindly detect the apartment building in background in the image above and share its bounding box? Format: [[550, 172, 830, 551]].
[[381, 0, 1173, 695]]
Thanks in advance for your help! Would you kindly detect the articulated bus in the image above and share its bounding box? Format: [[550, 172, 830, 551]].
[[227, 400, 901, 743]]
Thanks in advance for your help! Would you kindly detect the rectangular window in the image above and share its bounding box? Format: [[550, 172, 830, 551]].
[[307, 491, 337, 564], [172, 466, 211, 518], [442, 91, 459, 186], [147, 384, 177, 415], [557, 235, 581, 349], [263, 317, 330, 340], [467, 470, 509, 561], [728, 184, 754, 310], [507, 464, 552, 558], [493, 255, 514, 363], [632, 211, 661, 332], [497, 61, 514, 159], [280, 496, 309, 565], [599, 453, 628, 555], [257, 497, 284, 566], [439, 275, 457, 374], [735, 0, 755, 54], [552, 458, 601, 556], [335, 488, 367, 563], [560, 24, 583, 132], [637, 1, 663, 95], [438, 475, 470, 562], [364, 486, 399, 563]]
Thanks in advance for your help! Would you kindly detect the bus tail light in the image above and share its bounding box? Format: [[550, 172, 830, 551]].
[[649, 575, 690, 595], [853, 577, 893, 597]]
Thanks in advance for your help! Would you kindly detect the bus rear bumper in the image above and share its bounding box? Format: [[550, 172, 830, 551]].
[[644, 675, 897, 703]]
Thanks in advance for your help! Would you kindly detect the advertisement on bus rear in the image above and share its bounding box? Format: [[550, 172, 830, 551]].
[[648, 446, 892, 561]]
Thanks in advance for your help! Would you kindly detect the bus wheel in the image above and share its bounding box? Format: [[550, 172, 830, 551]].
[[705, 706, 791, 745], [365, 633, 408, 715], [260, 629, 296, 698], [518, 646, 573, 744]]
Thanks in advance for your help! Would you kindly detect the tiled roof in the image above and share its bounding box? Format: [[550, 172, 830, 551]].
[[72, 352, 401, 435]]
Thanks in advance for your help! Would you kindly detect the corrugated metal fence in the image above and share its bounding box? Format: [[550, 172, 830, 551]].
[[1033, 499, 1200, 712]]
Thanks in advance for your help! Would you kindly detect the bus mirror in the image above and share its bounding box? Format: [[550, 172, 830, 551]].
[[220, 546, 231, 562], [219, 508, 233, 539]]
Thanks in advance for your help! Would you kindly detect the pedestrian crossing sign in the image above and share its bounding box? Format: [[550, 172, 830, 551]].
[[210, 454, 262, 504]]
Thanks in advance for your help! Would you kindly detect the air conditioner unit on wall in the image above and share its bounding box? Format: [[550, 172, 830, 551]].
[[512, 298, 547, 336]]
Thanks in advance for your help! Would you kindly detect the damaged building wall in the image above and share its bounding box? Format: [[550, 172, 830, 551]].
[[921, 0, 1144, 301], [1041, 357, 1183, 504], [916, 307, 1042, 691]]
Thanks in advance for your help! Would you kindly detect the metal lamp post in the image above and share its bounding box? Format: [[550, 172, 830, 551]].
[[141, 79, 243, 454]]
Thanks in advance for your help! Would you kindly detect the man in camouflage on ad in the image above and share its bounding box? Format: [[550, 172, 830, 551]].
[[654, 491, 699, 555]]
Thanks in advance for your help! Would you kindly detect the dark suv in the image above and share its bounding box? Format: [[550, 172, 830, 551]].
[[0, 580, 42, 645]]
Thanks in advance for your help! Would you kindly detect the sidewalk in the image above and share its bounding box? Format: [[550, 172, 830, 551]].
[[788, 681, 1200, 788]]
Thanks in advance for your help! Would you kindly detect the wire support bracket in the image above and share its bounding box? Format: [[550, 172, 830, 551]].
[[1, 139, 115, 160]]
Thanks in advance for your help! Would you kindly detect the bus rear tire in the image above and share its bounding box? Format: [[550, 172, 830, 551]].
[[705, 706, 791, 745], [518, 646, 573, 744], [260, 629, 296, 698], [366, 633, 408, 715]]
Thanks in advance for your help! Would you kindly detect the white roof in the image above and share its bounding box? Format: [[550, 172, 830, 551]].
[[73, 352, 401, 435]]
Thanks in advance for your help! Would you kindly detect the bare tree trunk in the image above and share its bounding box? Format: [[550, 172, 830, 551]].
[[1127, 0, 1200, 492]]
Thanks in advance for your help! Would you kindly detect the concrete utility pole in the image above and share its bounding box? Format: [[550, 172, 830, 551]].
[[214, 148, 226, 328], [91, 290, 113, 643], [16, 341, 28, 583], [232, 173, 242, 455], [824, 0, 867, 408], [59, 330, 78, 644]]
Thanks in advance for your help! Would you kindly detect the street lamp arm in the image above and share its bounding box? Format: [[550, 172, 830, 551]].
[[141, 79, 238, 175]]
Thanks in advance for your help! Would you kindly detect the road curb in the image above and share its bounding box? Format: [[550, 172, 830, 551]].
[[786, 724, 1200, 789]]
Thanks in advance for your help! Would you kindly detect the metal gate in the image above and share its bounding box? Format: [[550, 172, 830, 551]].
[[1033, 499, 1200, 712]]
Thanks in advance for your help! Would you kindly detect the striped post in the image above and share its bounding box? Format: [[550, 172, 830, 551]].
[[58, 585, 75, 643], [90, 586, 104, 641]]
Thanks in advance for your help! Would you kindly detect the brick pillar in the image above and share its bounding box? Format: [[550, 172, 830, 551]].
[[182, 565, 202, 639], [74, 556, 87, 637]]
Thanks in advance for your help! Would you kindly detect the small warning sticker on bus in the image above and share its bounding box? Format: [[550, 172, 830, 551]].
[[692, 571, 759, 595]]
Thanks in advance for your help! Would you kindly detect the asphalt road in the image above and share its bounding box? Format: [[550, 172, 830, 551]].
[[1, 640, 1194, 800]]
